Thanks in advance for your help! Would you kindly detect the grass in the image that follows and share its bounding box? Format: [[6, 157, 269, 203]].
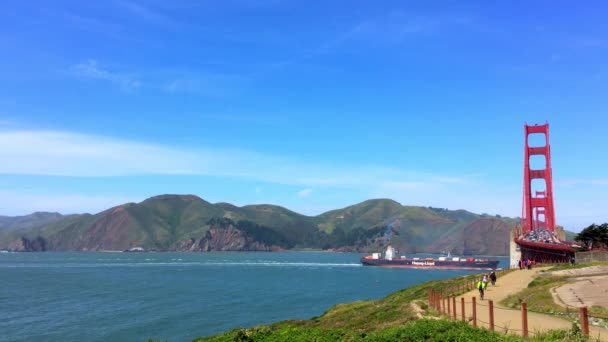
[[502, 262, 608, 319], [542, 261, 608, 272], [500, 275, 571, 314], [194, 319, 593, 342]]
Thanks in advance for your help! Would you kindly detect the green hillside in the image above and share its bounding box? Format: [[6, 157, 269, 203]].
[[0, 195, 519, 254]]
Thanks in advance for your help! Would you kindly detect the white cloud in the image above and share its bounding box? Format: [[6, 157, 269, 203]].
[[0, 129, 511, 216], [73, 60, 141, 90], [297, 188, 313, 198], [0, 130, 474, 190]]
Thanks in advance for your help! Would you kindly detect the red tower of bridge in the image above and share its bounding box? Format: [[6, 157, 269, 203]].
[[521, 122, 556, 234]]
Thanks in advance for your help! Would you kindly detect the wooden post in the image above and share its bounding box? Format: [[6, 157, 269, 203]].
[[448, 295, 451, 315], [442, 294, 445, 315], [580, 307, 589, 336], [461, 297, 465, 322], [522, 302, 528, 338], [428, 289, 432, 307], [472, 297, 477, 327], [489, 300, 495, 331], [452, 297, 457, 320]]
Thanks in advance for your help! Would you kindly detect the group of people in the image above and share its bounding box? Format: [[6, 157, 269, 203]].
[[517, 258, 534, 270], [476, 271, 497, 300]]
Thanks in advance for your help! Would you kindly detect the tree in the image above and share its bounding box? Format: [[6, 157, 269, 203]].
[[575, 223, 608, 249]]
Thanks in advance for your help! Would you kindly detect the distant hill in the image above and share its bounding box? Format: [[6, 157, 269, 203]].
[[0, 195, 520, 255], [0, 212, 66, 231]]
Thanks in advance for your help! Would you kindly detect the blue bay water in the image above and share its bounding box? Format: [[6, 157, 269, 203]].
[[0, 252, 508, 342]]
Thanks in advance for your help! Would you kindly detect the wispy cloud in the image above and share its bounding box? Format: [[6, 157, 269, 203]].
[[0, 130, 473, 192], [73, 60, 141, 90], [297, 188, 313, 198]]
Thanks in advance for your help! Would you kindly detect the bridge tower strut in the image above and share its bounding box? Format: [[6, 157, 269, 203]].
[[521, 122, 556, 234]]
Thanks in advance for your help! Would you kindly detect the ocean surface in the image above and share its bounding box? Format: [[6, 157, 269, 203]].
[[0, 252, 509, 342]]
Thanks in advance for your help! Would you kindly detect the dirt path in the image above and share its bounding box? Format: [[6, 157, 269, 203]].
[[452, 268, 608, 340]]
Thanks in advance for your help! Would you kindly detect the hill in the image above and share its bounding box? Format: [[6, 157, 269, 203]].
[[0, 195, 519, 254], [0, 212, 67, 231]]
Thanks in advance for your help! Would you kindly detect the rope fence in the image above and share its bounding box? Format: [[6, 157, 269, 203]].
[[427, 288, 595, 338]]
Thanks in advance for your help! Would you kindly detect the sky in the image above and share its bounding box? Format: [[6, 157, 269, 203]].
[[0, 1, 607, 231]]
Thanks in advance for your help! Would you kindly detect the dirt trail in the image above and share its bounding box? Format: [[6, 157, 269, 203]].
[[451, 267, 607, 340]]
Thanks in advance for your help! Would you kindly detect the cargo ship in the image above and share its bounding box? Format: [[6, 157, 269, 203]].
[[360, 246, 499, 270]]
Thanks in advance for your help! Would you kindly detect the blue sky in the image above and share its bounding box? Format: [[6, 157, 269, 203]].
[[1, 1, 607, 231]]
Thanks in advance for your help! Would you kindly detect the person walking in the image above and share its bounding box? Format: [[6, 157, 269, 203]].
[[476, 279, 486, 300], [482, 274, 488, 288], [518, 259, 522, 270], [490, 271, 497, 286]]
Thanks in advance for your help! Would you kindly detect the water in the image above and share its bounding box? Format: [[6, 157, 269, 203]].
[[0, 252, 509, 342]]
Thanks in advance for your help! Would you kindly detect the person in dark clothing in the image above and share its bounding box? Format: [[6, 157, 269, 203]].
[[571, 256, 575, 265], [490, 271, 497, 286]]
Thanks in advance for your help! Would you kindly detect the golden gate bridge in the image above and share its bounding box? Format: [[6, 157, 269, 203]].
[[511, 122, 580, 265]]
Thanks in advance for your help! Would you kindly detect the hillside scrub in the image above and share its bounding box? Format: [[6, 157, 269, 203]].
[[194, 319, 590, 342]]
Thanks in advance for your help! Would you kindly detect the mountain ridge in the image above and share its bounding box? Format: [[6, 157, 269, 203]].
[[0, 195, 523, 254]]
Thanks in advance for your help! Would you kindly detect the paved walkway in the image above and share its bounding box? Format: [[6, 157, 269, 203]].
[[552, 266, 608, 309], [451, 267, 607, 340]]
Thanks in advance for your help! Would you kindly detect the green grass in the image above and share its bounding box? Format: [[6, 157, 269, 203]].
[[195, 319, 592, 342], [502, 263, 608, 319], [544, 261, 608, 272], [500, 275, 570, 314]]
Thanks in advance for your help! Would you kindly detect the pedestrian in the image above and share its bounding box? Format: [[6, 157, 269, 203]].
[[527, 258, 532, 270], [518, 259, 522, 270], [482, 274, 488, 287], [476, 279, 486, 300], [523, 259, 528, 270], [490, 271, 497, 286], [571, 255, 575, 266]]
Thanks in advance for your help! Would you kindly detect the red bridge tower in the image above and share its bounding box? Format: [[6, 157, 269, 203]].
[[521, 122, 556, 234]]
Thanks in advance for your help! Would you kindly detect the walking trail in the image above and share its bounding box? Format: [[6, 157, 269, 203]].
[[456, 267, 607, 340]]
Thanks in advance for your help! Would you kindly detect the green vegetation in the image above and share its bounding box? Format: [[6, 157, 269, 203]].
[[195, 319, 592, 342], [575, 223, 608, 249], [543, 261, 608, 272], [0, 195, 518, 254], [500, 275, 571, 313], [502, 263, 608, 319]]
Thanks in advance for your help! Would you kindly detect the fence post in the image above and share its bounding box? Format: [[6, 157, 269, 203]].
[[489, 300, 494, 332], [472, 297, 477, 327], [461, 297, 465, 322], [452, 297, 456, 320], [448, 295, 451, 316], [522, 302, 528, 338], [580, 307, 589, 336]]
